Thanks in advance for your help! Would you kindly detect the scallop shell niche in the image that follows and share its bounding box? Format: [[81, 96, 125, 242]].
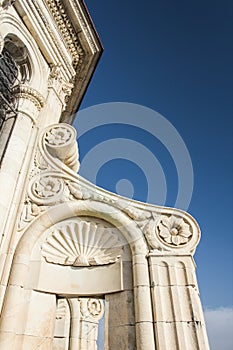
[[41, 221, 122, 267]]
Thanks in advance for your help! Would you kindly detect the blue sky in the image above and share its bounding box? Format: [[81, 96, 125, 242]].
[[74, 1, 232, 347]]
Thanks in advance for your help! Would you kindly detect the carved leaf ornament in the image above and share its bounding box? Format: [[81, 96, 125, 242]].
[[41, 221, 122, 267]]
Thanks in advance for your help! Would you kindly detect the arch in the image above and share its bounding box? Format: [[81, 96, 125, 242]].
[[4, 34, 31, 83], [0, 12, 49, 95], [0, 200, 155, 350], [14, 200, 147, 264]]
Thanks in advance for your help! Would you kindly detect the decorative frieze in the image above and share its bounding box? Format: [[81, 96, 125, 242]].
[[30, 0, 84, 70], [69, 1, 100, 54], [46, 0, 84, 68]]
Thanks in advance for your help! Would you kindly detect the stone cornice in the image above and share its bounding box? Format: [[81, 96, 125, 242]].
[[14, 0, 103, 122], [67, 0, 101, 55], [45, 0, 84, 69]]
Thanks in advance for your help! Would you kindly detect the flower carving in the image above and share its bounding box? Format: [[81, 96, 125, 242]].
[[45, 126, 71, 146], [157, 216, 192, 246], [34, 176, 61, 198]]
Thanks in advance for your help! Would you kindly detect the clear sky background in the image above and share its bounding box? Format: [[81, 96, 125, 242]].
[[74, 1, 233, 348]]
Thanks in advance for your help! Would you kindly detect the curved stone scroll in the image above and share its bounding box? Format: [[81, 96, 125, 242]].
[[44, 123, 80, 172], [41, 220, 122, 267]]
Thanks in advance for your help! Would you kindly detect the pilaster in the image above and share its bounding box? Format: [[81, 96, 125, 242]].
[[149, 253, 209, 350]]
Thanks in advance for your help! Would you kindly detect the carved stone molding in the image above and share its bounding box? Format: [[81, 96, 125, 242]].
[[17, 198, 43, 231], [11, 0, 102, 122], [69, 1, 100, 54], [46, 0, 84, 68], [48, 63, 74, 107], [33, 150, 49, 173], [55, 299, 67, 320], [79, 298, 104, 321], [13, 84, 45, 111], [30, 124, 79, 178], [41, 220, 122, 267], [29, 0, 83, 71], [17, 124, 200, 255], [33, 175, 63, 199]]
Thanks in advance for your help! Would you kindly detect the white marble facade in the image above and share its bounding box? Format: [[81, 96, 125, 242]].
[[0, 1, 210, 349]]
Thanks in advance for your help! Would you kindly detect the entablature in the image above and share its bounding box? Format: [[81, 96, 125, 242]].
[[11, 0, 102, 122]]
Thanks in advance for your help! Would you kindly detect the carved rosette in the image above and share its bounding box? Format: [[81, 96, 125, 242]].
[[45, 125, 72, 146], [79, 298, 104, 321], [143, 213, 199, 253], [28, 174, 65, 206], [18, 121, 201, 258], [34, 175, 63, 198], [41, 220, 122, 267], [157, 216, 192, 246], [44, 124, 80, 172]]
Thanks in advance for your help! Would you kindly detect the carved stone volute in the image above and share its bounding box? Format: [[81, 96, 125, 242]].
[[44, 123, 80, 172]]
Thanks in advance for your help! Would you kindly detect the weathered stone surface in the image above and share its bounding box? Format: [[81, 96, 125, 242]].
[[0, 1, 209, 349]]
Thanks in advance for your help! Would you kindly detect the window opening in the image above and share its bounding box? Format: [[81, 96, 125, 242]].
[[0, 46, 19, 129]]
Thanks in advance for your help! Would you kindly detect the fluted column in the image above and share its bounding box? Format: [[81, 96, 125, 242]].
[[148, 253, 210, 350]]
